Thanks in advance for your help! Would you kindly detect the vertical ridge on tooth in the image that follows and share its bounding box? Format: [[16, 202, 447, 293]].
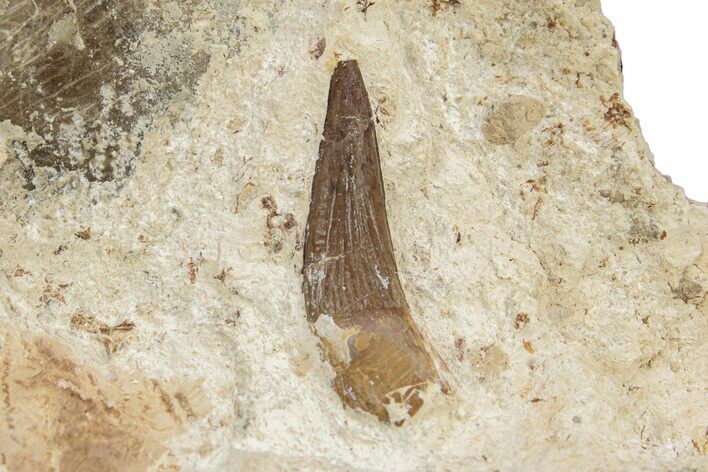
[[303, 60, 449, 425]]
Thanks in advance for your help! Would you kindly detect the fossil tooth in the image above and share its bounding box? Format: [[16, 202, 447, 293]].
[[303, 60, 449, 425]]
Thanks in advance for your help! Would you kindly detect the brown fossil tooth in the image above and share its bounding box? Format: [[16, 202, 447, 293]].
[[303, 60, 449, 425]]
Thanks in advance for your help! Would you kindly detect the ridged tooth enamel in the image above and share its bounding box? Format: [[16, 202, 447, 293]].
[[303, 60, 449, 425]]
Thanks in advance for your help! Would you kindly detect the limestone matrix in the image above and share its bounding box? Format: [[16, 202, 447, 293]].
[[0, 1, 706, 470]]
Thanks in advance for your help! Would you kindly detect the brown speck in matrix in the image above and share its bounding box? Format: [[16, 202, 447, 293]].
[[75, 227, 92, 240], [455, 337, 466, 361], [532, 197, 544, 220], [309, 37, 326, 60], [514, 312, 529, 329], [356, 0, 375, 17], [601, 93, 632, 129]]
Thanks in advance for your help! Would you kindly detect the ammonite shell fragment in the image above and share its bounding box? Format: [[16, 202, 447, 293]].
[[303, 60, 449, 425]]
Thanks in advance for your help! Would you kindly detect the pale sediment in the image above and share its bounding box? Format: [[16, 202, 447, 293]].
[[0, 1, 706, 470]]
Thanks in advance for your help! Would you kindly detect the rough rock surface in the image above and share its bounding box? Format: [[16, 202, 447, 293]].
[[0, 0, 706, 470]]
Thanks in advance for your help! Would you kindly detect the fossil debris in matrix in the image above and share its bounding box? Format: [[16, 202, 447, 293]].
[[303, 60, 450, 425], [0, 0, 216, 183]]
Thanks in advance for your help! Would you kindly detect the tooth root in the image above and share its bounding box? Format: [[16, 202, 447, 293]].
[[303, 60, 449, 425]]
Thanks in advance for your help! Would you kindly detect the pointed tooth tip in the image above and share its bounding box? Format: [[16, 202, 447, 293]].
[[330, 60, 365, 91], [325, 59, 372, 126], [333, 59, 360, 75]]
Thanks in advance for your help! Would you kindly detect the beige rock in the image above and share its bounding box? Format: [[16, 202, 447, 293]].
[[0, 0, 706, 470]]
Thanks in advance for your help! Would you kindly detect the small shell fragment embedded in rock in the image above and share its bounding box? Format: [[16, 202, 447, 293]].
[[482, 95, 545, 144], [303, 60, 450, 425]]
